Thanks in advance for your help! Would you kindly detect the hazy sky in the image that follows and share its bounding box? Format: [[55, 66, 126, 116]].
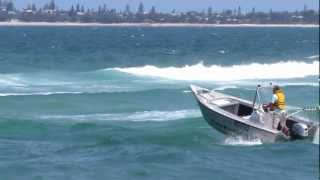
[[11, 0, 320, 12]]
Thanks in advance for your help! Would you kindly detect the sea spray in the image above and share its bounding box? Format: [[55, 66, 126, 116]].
[[222, 136, 263, 146]]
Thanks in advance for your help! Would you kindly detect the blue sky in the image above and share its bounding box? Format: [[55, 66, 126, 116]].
[[12, 0, 320, 12]]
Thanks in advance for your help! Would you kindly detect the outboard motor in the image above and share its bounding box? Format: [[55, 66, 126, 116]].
[[291, 123, 309, 139]]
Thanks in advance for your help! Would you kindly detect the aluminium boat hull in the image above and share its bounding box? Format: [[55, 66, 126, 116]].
[[196, 97, 283, 143], [190, 84, 319, 143]]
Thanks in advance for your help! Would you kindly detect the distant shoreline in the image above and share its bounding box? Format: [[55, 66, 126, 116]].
[[0, 21, 318, 27]]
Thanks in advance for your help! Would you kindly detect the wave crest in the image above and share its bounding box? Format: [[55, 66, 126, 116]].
[[113, 61, 319, 81]]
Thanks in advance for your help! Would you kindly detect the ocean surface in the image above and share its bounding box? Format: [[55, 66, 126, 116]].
[[0, 26, 319, 180]]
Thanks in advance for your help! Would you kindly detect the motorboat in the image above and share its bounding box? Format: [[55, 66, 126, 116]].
[[190, 84, 319, 143]]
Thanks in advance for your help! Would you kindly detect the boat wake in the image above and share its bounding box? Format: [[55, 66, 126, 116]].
[[222, 136, 263, 146]]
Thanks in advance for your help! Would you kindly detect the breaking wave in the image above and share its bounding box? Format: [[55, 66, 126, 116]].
[[0, 60, 318, 97], [113, 61, 319, 81], [39, 109, 202, 122]]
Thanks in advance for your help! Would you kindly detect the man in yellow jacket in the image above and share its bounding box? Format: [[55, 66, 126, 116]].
[[271, 85, 286, 111], [269, 85, 288, 134]]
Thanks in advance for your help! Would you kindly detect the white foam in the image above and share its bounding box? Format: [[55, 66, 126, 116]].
[[218, 50, 226, 54], [113, 61, 319, 81], [39, 109, 202, 122], [306, 55, 319, 59], [182, 90, 192, 93], [0, 74, 25, 86], [223, 136, 263, 146], [0, 92, 83, 96]]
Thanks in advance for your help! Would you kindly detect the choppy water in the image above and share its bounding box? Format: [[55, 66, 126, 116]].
[[0, 26, 319, 180]]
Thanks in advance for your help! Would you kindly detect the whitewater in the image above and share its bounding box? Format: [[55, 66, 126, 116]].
[[113, 60, 319, 81]]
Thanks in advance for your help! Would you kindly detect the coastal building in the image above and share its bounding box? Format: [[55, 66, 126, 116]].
[[0, 1, 318, 24]]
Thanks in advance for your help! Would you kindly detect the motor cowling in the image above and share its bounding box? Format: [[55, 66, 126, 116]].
[[291, 123, 309, 138]]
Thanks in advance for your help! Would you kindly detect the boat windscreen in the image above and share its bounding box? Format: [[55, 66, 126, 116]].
[[257, 87, 273, 105]]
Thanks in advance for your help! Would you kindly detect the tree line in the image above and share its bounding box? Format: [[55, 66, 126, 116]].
[[0, 0, 318, 24]]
